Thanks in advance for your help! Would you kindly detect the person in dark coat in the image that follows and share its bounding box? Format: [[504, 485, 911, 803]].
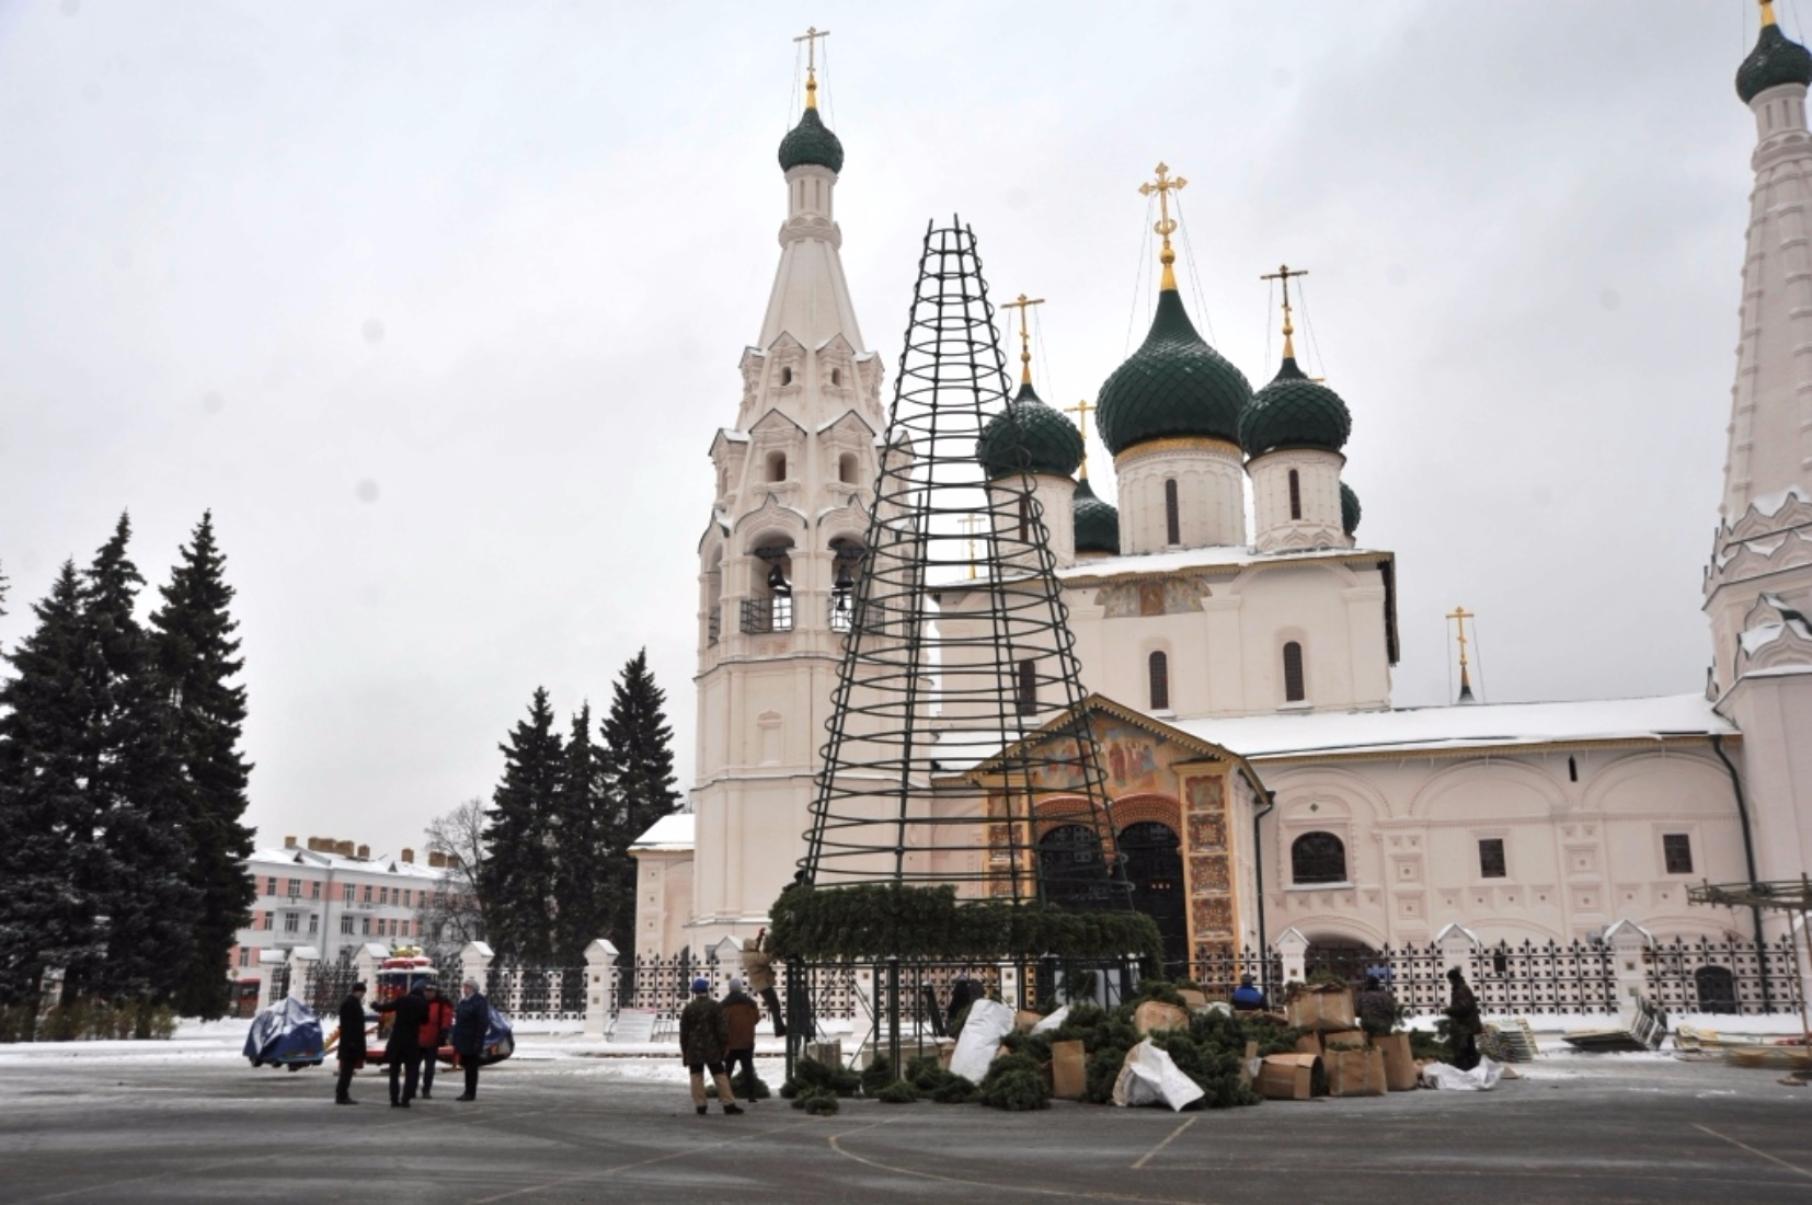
[[1230, 973, 1267, 1012], [451, 978, 488, 1101], [375, 984, 430, 1107], [417, 983, 455, 1099], [1445, 967, 1483, 1071], [720, 976, 762, 1100], [679, 977, 742, 1116], [334, 982, 369, 1105]]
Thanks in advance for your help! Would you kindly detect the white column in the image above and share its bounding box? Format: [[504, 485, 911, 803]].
[[1275, 927, 1309, 984], [285, 946, 320, 1003], [253, 951, 285, 1010], [353, 942, 388, 992], [584, 939, 619, 1038], [459, 941, 495, 993]]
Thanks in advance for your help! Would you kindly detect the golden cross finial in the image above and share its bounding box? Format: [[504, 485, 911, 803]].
[[1259, 263, 1310, 361], [1446, 605, 1476, 703], [1064, 398, 1095, 480], [1138, 162, 1188, 291], [794, 25, 831, 109], [958, 514, 985, 580], [1001, 293, 1045, 386], [1762, 0, 1778, 28]]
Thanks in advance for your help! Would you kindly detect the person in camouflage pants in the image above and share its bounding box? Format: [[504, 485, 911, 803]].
[[679, 977, 743, 1116]]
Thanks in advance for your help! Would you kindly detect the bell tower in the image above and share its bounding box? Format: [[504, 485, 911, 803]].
[[689, 31, 884, 949]]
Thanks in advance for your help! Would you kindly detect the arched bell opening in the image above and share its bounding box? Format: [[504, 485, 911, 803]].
[[744, 536, 796, 634]]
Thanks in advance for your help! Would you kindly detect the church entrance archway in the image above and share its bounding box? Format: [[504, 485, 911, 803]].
[[1037, 823, 1105, 909], [1118, 820, 1187, 974]]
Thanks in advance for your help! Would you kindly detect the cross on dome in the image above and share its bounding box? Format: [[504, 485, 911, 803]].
[[1138, 162, 1188, 291]]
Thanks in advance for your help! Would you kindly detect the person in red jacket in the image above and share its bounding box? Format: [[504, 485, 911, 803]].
[[417, 983, 456, 1100]]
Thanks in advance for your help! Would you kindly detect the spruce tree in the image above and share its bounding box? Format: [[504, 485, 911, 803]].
[[77, 515, 198, 1004], [599, 649, 682, 954], [0, 564, 102, 1016], [551, 703, 612, 963], [150, 513, 255, 1019], [480, 687, 564, 963]]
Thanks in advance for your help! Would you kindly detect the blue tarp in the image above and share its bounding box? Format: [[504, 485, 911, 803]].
[[480, 1003, 515, 1064], [244, 997, 326, 1067]]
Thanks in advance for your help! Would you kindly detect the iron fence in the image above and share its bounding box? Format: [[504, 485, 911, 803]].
[[488, 964, 588, 1023], [1642, 935, 1803, 1015]]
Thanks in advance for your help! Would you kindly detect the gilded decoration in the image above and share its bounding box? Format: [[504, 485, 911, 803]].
[[1191, 896, 1234, 934], [1189, 853, 1230, 894]]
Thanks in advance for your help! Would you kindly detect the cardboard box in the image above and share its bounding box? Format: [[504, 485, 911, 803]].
[[1014, 1009, 1043, 1034], [1133, 1000, 1190, 1036], [1325, 1047, 1386, 1098], [1294, 1032, 1322, 1055], [1373, 1033, 1418, 1092], [806, 1040, 843, 1070], [1051, 1039, 1087, 1100], [1286, 983, 1358, 1033], [936, 1040, 955, 1072], [1321, 1028, 1367, 1052], [1257, 1053, 1325, 1101], [1177, 988, 1208, 1011], [1239, 1039, 1260, 1088]]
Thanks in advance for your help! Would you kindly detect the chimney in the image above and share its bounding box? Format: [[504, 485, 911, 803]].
[[356, 844, 370, 860], [283, 835, 298, 850], [336, 840, 355, 857], [427, 851, 445, 869], [400, 848, 414, 864]]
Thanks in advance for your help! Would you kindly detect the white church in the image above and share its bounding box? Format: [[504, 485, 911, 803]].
[[630, 15, 1812, 980]]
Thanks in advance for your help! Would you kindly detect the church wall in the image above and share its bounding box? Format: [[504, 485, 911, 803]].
[[1728, 678, 1812, 917], [1114, 443, 1245, 554], [1258, 747, 1756, 951], [1250, 450, 1347, 552]]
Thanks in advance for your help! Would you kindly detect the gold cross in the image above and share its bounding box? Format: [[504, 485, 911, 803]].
[[958, 514, 985, 580], [1000, 293, 1045, 386], [1446, 605, 1476, 701], [794, 25, 831, 107], [1259, 263, 1310, 360], [1064, 398, 1095, 480], [1138, 163, 1188, 290]]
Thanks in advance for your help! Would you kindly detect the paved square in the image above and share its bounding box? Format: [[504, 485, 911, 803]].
[[4, 1044, 1810, 1203]]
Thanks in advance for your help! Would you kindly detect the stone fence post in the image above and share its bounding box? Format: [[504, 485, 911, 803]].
[[1604, 919, 1653, 1012], [1435, 922, 1479, 979], [459, 941, 495, 993], [285, 945, 320, 1002], [1275, 928, 1309, 986], [353, 942, 389, 991], [254, 950, 285, 1010], [584, 939, 619, 1038]]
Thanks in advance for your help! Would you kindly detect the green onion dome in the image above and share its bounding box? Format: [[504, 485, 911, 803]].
[[976, 381, 1084, 480], [778, 105, 845, 174], [1094, 289, 1251, 456], [1737, 17, 1812, 103], [1341, 482, 1361, 537], [1239, 356, 1352, 458], [1073, 477, 1121, 555]]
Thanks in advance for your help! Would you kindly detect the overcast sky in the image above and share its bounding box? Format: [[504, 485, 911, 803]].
[[0, 1, 1782, 858]]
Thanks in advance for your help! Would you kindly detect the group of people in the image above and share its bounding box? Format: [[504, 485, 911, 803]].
[[678, 975, 763, 1116], [334, 978, 492, 1107]]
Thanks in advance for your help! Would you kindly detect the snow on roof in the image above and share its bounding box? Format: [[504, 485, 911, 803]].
[[247, 847, 449, 878], [1056, 544, 1389, 583], [1169, 693, 1735, 760], [630, 812, 696, 851]]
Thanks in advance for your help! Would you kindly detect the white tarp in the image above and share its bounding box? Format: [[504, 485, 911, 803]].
[[1419, 1056, 1503, 1091], [1031, 1006, 1070, 1034], [1111, 1039, 1205, 1111], [948, 998, 1016, 1085]]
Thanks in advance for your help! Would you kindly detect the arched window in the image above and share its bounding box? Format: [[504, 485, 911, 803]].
[[1016, 658, 1037, 715], [1164, 479, 1181, 545], [1288, 469, 1302, 520], [830, 368, 841, 386], [1282, 641, 1305, 703], [838, 452, 858, 484], [767, 451, 787, 482], [1148, 650, 1170, 710], [1291, 831, 1347, 884]]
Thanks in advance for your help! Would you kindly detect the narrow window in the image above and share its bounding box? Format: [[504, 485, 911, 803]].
[[767, 451, 787, 482], [1478, 838, 1507, 879], [1164, 479, 1180, 544], [831, 368, 841, 386], [1288, 469, 1302, 520], [1567, 756, 1578, 783], [780, 367, 793, 386], [1016, 658, 1037, 715], [1283, 641, 1306, 703], [1148, 650, 1170, 710], [839, 452, 858, 484], [1018, 495, 1030, 541], [1663, 833, 1694, 875]]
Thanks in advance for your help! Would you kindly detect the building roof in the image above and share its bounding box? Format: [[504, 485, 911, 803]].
[[248, 846, 448, 879], [1240, 356, 1351, 457], [1168, 692, 1736, 761], [629, 812, 696, 852], [1073, 477, 1121, 554], [1737, 18, 1812, 104], [778, 105, 845, 173], [977, 381, 1084, 479], [1095, 288, 1250, 455], [1055, 542, 1390, 583], [1340, 481, 1362, 536]]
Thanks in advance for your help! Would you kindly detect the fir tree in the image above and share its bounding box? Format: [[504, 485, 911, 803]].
[[551, 703, 612, 963], [76, 515, 198, 1005], [599, 649, 682, 953], [0, 563, 103, 1016], [480, 687, 564, 963], [150, 513, 255, 1019]]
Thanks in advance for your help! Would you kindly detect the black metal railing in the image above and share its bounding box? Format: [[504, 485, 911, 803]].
[[740, 596, 793, 634]]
